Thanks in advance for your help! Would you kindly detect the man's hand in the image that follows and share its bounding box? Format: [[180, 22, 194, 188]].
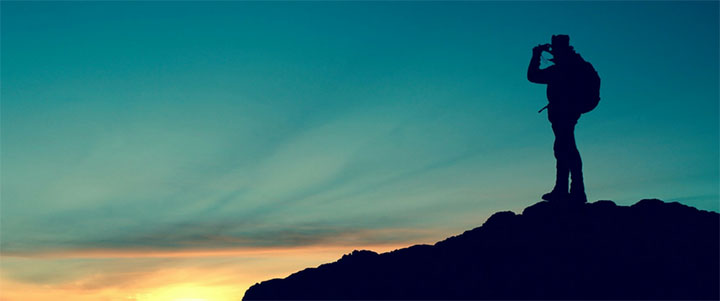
[[533, 44, 550, 55]]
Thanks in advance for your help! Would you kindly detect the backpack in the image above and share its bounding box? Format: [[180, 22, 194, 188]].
[[574, 59, 601, 114]]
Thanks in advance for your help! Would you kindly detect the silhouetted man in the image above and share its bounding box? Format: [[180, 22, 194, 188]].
[[528, 35, 591, 204]]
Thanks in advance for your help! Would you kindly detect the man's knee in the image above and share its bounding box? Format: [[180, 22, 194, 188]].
[[553, 141, 572, 154]]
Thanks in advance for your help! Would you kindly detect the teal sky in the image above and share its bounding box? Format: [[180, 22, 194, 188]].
[[1, 1, 718, 288]]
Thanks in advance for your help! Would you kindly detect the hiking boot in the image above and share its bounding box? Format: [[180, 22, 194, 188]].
[[569, 191, 587, 204], [542, 190, 569, 203], [569, 179, 586, 204]]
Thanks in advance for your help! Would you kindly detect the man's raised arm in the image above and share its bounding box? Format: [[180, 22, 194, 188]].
[[528, 44, 551, 84]]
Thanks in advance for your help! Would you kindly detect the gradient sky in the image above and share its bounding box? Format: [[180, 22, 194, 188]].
[[2, 2, 718, 300]]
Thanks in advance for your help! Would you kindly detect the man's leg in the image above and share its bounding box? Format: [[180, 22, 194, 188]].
[[543, 122, 571, 201], [565, 123, 586, 203], [553, 123, 570, 194]]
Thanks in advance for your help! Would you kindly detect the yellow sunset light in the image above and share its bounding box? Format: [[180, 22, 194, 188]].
[[135, 284, 233, 301]]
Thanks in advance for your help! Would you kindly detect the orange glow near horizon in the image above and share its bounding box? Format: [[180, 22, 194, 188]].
[[134, 283, 240, 301], [0, 243, 418, 301], [0, 276, 246, 301]]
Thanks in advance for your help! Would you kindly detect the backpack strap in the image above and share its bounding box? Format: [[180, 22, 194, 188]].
[[538, 104, 549, 113]]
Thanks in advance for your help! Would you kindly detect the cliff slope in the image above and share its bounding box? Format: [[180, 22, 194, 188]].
[[244, 199, 719, 300]]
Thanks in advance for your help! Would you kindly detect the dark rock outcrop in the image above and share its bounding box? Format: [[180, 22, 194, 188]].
[[243, 199, 719, 300]]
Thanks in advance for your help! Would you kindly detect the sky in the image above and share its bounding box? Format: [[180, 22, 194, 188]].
[[1, 1, 718, 300]]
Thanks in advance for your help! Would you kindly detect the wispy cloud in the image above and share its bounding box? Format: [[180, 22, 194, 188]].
[[1, 225, 439, 257]]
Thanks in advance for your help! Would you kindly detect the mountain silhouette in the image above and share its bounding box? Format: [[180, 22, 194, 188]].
[[243, 199, 719, 300]]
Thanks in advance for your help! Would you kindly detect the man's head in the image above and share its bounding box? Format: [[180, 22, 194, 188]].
[[549, 34, 574, 63]]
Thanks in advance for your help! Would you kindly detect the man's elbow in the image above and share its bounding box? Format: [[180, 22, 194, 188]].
[[527, 73, 540, 83]]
